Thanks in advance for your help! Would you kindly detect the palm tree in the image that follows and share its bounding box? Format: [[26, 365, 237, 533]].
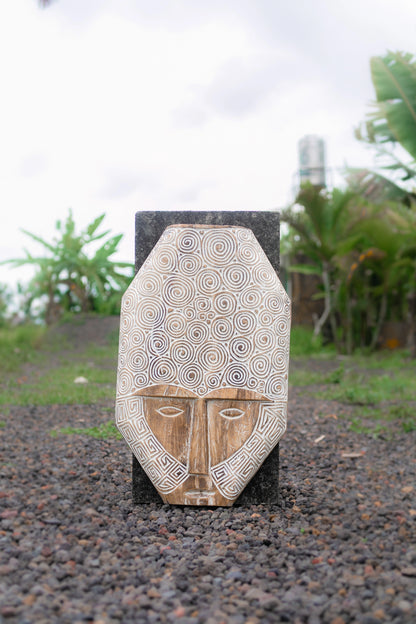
[[281, 184, 357, 345]]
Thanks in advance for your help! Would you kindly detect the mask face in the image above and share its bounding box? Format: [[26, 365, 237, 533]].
[[116, 224, 291, 506], [134, 385, 271, 505]]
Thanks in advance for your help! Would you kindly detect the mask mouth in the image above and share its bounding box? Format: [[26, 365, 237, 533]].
[[183, 474, 217, 505], [184, 489, 217, 506]]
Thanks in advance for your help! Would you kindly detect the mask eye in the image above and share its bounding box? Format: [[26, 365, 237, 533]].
[[156, 406, 184, 417], [219, 408, 245, 419]]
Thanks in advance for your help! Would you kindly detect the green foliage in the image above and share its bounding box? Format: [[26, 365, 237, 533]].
[[50, 421, 122, 440], [289, 325, 335, 357], [283, 182, 416, 353], [3, 210, 134, 323], [282, 185, 358, 347], [353, 51, 416, 203]]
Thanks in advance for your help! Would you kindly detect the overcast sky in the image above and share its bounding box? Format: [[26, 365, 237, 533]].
[[1, 0, 416, 289]]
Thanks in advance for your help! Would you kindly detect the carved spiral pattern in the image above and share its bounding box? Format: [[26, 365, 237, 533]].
[[265, 373, 286, 398], [236, 228, 253, 243], [129, 349, 149, 371], [135, 271, 162, 297], [196, 269, 221, 294], [223, 264, 250, 291], [229, 336, 253, 360], [259, 309, 274, 327], [240, 287, 262, 309], [272, 350, 287, 374], [213, 292, 237, 316], [179, 254, 202, 276], [118, 225, 291, 402], [178, 362, 203, 388], [177, 229, 199, 253], [264, 292, 285, 314], [163, 276, 194, 307], [211, 317, 234, 341], [224, 363, 249, 387], [183, 307, 196, 321], [120, 312, 135, 334], [206, 371, 222, 389], [254, 328, 275, 351], [134, 372, 148, 388], [165, 314, 186, 338], [254, 263, 277, 289], [152, 246, 177, 273], [170, 340, 194, 365], [251, 353, 271, 377], [195, 296, 211, 312], [198, 341, 228, 372], [129, 328, 146, 348], [203, 229, 236, 266], [149, 358, 176, 384], [117, 368, 134, 395], [234, 311, 257, 335], [237, 242, 258, 265], [137, 298, 165, 329], [146, 331, 169, 356], [187, 320, 209, 344]]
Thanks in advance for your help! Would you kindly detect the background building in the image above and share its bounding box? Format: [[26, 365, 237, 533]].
[[298, 135, 326, 188]]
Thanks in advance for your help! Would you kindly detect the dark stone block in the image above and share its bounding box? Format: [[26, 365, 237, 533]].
[[135, 211, 280, 274], [132, 210, 281, 506], [132, 444, 279, 505]]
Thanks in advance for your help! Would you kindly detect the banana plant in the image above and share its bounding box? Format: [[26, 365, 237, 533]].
[[4, 210, 133, 323], [353, 51, 416, 202]]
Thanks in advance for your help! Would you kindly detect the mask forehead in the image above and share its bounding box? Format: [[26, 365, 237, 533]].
[[117, 225, 291, 401]]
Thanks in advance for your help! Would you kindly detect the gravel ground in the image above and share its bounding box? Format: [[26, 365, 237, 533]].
[[0, 316, 415, 624], [1, 387, 415, 624]]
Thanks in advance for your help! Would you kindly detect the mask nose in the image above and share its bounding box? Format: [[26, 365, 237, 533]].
[[188, 398, 209, 475]]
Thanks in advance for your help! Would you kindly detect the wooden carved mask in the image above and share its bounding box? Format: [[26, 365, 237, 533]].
[[116, 225, 291, 506]]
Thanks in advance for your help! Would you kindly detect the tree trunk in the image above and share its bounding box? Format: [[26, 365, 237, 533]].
[[407, 287, 416, 358], [370, 291, 388, 352], [313, 267, 331, 338]]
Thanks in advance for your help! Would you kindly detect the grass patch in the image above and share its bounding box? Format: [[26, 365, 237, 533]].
[[0, 317, 119, 406], [317, 370, 416, 405], [336, 398, 416, 436], [81, 340, 118, 362], [0, 361, 116, 406], [0, 324, 46, 373], [50, 421, 122, 440], [289, 368, 323, 386], [290, 326, 336, 358], [290, 328, 416, 434], [348, 418, 387, 437]]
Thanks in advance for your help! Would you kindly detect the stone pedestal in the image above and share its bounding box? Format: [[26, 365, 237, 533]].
[[131, 210, 283, 505]]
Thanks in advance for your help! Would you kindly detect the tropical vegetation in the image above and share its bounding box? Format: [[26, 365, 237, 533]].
[[283, 50, 416, 355], [282, 187, 416, 354], [3, 210, 133, 324]]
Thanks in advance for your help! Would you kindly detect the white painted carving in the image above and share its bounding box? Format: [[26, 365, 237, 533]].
[[116, 225, 291, 505]]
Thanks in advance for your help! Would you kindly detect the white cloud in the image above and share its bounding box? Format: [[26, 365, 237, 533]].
[[1, 0, 416, 293]]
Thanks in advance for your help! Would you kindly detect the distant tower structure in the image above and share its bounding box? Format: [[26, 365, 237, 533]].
[[298, 135, 326, 188]]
